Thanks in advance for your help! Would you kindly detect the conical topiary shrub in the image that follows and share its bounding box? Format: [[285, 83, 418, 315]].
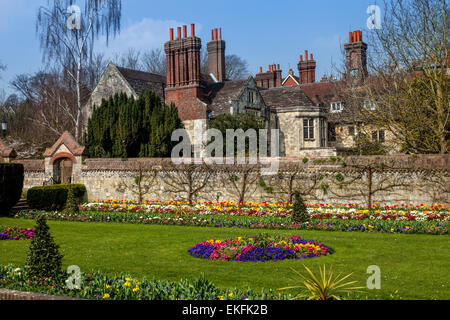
[[25, 215, 63, 278], [63, 186, 79, 214], [292, 191, 309, 223]]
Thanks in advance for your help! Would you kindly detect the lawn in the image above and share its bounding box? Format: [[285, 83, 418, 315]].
[[0, 217, 449, 300]]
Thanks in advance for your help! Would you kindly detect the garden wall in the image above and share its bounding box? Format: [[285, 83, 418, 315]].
[[59, 155, 450, 206], [16, 155, 450, 206], [12, 160, 50, 190]]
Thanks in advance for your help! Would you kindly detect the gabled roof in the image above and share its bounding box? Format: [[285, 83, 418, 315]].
[[115, 64, 166, 99], [282, 74, 300, 86], [43, 131, 87, 157], [0, 140, 16, 158], [259, 86, 316, 110], [204, 79, 249, 115], [298, 81, 345, 105]]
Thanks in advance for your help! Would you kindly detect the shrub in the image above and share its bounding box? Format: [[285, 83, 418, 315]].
[[25, 215, 63, 278], [292, 191, 309, 223], [279, 265, 364, 300], [63, 187, 80, 214], [27, 184, 86, 211], [0, 163, 24, 216]]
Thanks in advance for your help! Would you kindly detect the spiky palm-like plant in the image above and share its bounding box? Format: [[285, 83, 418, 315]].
[[279, 265, 365, 300]]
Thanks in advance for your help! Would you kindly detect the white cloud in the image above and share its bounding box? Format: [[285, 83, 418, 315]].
[[96, 18, 203, 56]]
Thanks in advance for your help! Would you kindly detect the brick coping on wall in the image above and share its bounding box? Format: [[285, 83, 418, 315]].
[[0, 288, 84, 300], [80, 155, 450, 172]]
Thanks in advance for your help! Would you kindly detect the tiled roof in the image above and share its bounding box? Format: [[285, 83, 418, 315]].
[[205, 80, 248, 115], [115, 66, 166, 99], [43, 131, 87, 157], [259, 86, 315, 110], [298, 81, 344, 104]]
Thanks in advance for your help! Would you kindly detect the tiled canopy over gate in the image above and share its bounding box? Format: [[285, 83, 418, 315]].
[[43, 132, 87, 181]]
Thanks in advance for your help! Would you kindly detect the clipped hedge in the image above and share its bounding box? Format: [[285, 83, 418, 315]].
[[27, 184, 86, 211], [0, 163, 24, 216]]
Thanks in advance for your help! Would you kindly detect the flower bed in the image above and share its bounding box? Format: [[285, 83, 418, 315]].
[[188, 234, 334, 262], [79, 200, 449, 222], [0, 227, 35, 240], [0, 265, 292, 300], [14, 210, 449, 235]]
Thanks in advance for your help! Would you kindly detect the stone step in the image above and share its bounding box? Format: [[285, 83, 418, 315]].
[[11, 199, 30, 211]]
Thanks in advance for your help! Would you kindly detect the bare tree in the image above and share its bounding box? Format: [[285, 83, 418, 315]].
[[225, 54, 249, 80], [260, 164, 323, 203], [11, 70, 83, 140], [327, 157, 412, 207], [341, 0, 449, 154], [160, 161, 213, 203], [85, 52, 108, 90], [116, 162, 158, 202], [0, 62, 5, 78], [220, 163, 260, 203], [36, 0, 122, 142], [142, 48, 166, 75], [113, 48, 141, 70]]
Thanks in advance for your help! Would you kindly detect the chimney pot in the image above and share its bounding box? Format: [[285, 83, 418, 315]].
[[310, 54, 313, 60], [191, 24, 195, 37], [359, 31, 363, 42], [305, 50, 308, 61], [177, 27, 181, 39], [219, 28, 222, 40], [277, 64, 280, 70], [183, 25, 187, 38], [353, 31, 358, 42], [349, 31, 353, 43], [211, 29, 214, 41], [300, 55, 303, 62], [170, 28, 174, 41], [214, 28, 218, 41], [259, 66, 263, 74]]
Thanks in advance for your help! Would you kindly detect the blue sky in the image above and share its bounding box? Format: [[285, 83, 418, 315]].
[[0, 0, 382, 96]]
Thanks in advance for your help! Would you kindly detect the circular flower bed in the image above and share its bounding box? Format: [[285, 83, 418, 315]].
[[0, 227, 35, 240], [188, 234, 334, 262]]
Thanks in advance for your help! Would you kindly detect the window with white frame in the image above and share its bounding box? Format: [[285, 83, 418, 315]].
[[330, 102, 344, 113], [303, 118, 315, 140], [364, 99, 376, 111]]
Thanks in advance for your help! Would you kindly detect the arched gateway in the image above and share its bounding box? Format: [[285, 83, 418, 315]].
[[43, 132, 86, 185]]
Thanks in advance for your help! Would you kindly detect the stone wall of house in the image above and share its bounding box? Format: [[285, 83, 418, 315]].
[[37, 155, 449, 206]]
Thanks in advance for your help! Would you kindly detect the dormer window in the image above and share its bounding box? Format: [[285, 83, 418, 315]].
[[330, 102, 343, 113]]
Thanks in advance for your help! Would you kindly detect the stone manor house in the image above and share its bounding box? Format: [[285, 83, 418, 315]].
[[83, 25, 379, 157]]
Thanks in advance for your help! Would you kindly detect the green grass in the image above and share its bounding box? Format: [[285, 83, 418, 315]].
[[0, 217, 449, 300]]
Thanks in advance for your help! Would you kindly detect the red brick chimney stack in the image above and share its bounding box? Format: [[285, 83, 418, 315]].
[[207, 27, 226, 82], [298, 49, 316, 84], [164, 24, 205, 121], [344, 29, 368, 85], [255, 62, 282, 88]]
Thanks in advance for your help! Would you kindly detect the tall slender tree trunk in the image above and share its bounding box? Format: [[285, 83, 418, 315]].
[[75, 56, 82, 142], [367, 167, 373, 208]]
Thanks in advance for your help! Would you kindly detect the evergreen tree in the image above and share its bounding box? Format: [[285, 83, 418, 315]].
[[83, 90, 183, 158], [25, 215, 64, 278], [63, 187, 80, 214], [292, 191, 309, 223]]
